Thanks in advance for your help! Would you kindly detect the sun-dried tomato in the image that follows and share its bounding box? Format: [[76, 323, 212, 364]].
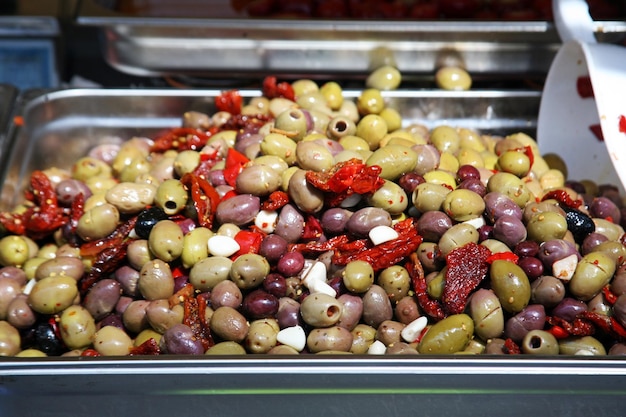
[[181, 173, 221, 229], [261, 190, 290, 211], [443, 242, 491, 315], [289, 234, 351, 255], [302, 215, 324, 240], [129, 338, 161, 355], [215, 89, 243, 115], [504, 338, 521, 355], [407, 252, 445, 321], [151, 127, 214, 152]]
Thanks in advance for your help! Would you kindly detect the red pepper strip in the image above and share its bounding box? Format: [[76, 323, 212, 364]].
[[486, 251, 519, 264], [603, 285, 618, 305], [80, 239, 132, 293], [67, 192, 85, 240], [302, 215, 324, 240], [233, 230, 264, 258], [289, 234, 351, 255], [169, 283, 195, 308], [129, 337, 161, 356], [578, 311, 626, 341], [215, 89, 243, 115], [333, 218, 423, 271], [181, 173, 221, 229], [151, 127, 213, 152], [519, 145, 534, 175], [262, 76, 295, 101], [80, 348, 101, 357], [546, 315, 595, 337], [80, 216, 138, 257], [223, 147, 250, 188], [548, 325, 570, 340], [542, 189, 582, 209], [504, 338, 521, 355], [443, 242, 491, 315], [261, 190, 290, 211], [183, 294, 214, 351], [407, 251, 446, 321]]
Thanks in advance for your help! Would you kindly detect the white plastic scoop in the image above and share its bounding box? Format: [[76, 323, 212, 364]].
[[537, 0, 626, 192]]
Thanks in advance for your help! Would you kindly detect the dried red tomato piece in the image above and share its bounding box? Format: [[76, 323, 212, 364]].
[[262, 76, 295, 101], [443, 242, 491, 315], [151, 127, 213, 152], [542, 189, 582, 209], [215, 89, 243, 114]]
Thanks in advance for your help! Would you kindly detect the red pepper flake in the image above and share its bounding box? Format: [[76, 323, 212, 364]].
[[589, 124, 604, 141], [620, 115, 626, 134], [486, 251, 519, 264], [223, 147, 250, 188], [215, 89, 243, 115], [442, 242, 491, 315], [576, 76, 594, 99]]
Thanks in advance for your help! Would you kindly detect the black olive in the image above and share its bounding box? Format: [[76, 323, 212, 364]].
[[135, 206, 168, 239], [34, 322, 65, 356], [562, 206, 595, 243]]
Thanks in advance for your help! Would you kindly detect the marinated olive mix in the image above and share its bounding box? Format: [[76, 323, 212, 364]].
[[3, 72, 626, 358]]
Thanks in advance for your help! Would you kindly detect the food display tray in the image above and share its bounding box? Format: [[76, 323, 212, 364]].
[[0, 87, 625, 417], [76, 0, 626, 80], [0, 84, 18, 145]]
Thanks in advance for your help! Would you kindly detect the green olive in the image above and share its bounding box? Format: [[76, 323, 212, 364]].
[[244, 318, 279, 354], [569, 252, 616, 301], [379, 108, 402, 132], [412, 182, 451, 213], [287, 168, 325, 214], [71, 156, 112, 181], [558, 335, 607, 356], [521, 330, 559, 355], [350, 323, 377, 354], [427, 269, 446, 300], [487, 172, 531, 207], [593, 218, 625, 241], [343, 260, 375, 293], [138, 259, 175, 301], [442, 189, 486, 222], [189, 256, 233, 292], [112, 138, 151, 175], [59, 305, 96, 350], [93, 325, 133, 356], [367, 180, 408, 215], [148, 219, 184, 262], [181, 226, 213, 269], [357, 88, 385, 115], [496, 149, 531, 177], [377, 265, 410, 303], [206, 341, 247, 355], [469, 289, 504, 341], [236, 164, 282, 196], [154, 179, 188, 216], [127, 239, 154, 270], [438, 223, 479, 257], [0, 320, 21, 356], [292, 79, 319, 97], [430, 125, 461, 154], [16, 348, 47, 357], [526, 211, 568, 243], [86, 176, 118, 195], [295, 141, 334, 172], [307, 326, 353, 353], [229, 253, 270, 290], [209, 306, 249, 343], [77, 203, 120, 242], [326, 116, 357, 140], [356, 114, 388, 150], [319, 81, 344, 110], [366, 144, 418, 181], [339, 135, 370, 152], [34, 256, 86, 282], [260, 132, 298, 165], [28, 275, 78, 315], [134, 329, 162, 347], [366, 65, 402, 91], [274, 108, 309, 141], [489, 259, 531, 314], [418, 314, 474, 354], [105, 182, 157, 214], [435, 66, 472, 91], [118, 155, 151, 183], [300, 293, 343, 327], [0, 235, 30, 267], [146, 299, 184, 334]]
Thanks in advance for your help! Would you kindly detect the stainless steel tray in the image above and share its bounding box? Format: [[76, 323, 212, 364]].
[[2, 88, 625, 417], [77, 0, 626, 79]]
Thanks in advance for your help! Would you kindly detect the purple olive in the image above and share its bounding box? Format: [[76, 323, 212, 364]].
[[457, 178, 486, 197], [514, 240, 540, 258], [277, 251, 305, 277], [321, 207, 353, 235], [518, 256, 544, 281], [276, 297, 301, 329], [504, 304, 546, 342], [398, 172, 425, 194], [552, 297, 587, 321], [259, 234, 288, 264], [160, 323, 205, 355], [242, 289, 279, 320], [263, 273, 287, 298], [456, 164, 481, 182]]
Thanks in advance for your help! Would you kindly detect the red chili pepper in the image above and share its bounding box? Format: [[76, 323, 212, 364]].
[[181, 173, 221, 229], [485, 251, 519, 264], [183, 293, 214, 351], [542, 189, 582, 209], [620, 115, 626, 134], [151, 127, 213, 152], [80, 216, 138, 257], [262, 76, 295, 101], [521, 145, 534, 175], [261, 190, 290, 211], [215, 89, 243, 115], [129, 338, 161, 355], [407, 252, 446, 321], [548, 325, 570, 339], [223, 147, 250, 188], [603, 285, 618, 305], [443, 242, 491, 315], [302, 215, 324, 240], [80, 240, 132, 293], [233, 230, 264, 257], [289, 234, 351, 255]]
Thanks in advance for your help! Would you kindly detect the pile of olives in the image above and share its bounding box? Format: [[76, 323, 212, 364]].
[[2, 66, 626, 358]]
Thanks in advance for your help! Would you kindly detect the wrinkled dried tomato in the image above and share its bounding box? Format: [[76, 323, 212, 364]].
[[542, 189, 582, 209], [215, 89, 243, 114], [261, 190, 290, 211], [443, 242, 491, 315], [302, 215, 324, 240], [181, 173, 221, 229], [262, 76, 295, 101], [407, 252, 445, 321], [151, 127, 214, 152], [129, 338, 161, 355]]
